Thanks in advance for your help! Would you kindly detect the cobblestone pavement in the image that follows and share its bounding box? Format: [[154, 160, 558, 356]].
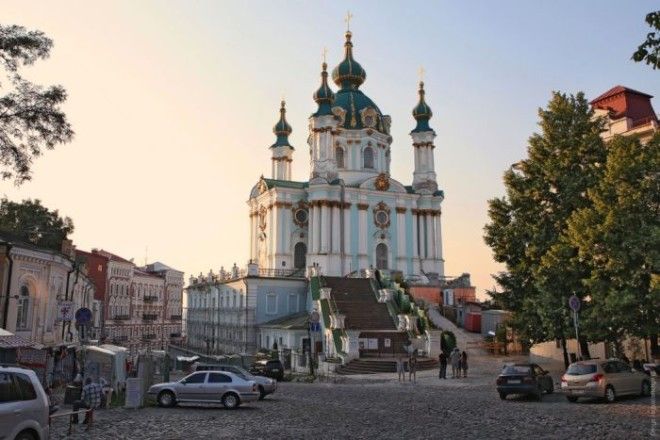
[[50, 364, 657, 440]]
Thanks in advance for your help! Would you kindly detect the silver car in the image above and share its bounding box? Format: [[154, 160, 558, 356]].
[[147, 371, 259, 409], [0, 367, 50, 440], [194, 364, 277, 400], [561, 359, 652, 403]]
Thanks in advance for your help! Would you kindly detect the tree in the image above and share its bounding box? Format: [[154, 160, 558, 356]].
[[567, 134, 660, 357], [0, 198, 74, 250], [632, 11, 660, 70], [484, 92, 606, 366], [0, 24, 73, 185]]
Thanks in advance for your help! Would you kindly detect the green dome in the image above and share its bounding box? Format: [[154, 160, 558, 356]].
[[333, 89, 386, 132], [332, 31, 366, 90], [313, 62, 335, 116], [271, 101, 293, 149], [411, 81, 434, 133]]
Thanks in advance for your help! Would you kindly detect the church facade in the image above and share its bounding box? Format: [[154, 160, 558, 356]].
[[248, 30, 444, 279]]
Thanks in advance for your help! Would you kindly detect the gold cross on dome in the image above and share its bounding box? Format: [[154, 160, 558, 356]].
[[418, 66, 426, 82], [345, 11, 353, 31], [322, 47, 328, 63]]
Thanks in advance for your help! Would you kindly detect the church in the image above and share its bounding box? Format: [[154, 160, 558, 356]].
[[248, 29, 444, 279], [186, 26, 448, 365]]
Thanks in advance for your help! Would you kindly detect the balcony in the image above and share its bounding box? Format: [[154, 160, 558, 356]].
[[143, 295, 159, 303], [112, 315, 130, 321], [112, 336, 129, 343], [142, 334, 157, 341], [170, 332, 182, 338], [142, 314, 158, 321], [169, 315, 182, 321]]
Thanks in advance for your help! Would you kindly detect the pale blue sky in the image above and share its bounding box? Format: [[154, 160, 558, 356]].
[[3, 1, 658, 296]]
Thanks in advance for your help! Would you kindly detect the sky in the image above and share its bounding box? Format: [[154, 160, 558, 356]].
[[2, 1, 658, 299]]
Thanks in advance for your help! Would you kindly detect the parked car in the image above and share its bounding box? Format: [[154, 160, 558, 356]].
[[561, 359, 652, 403], [193, 363, 277, 400], [147, 371, 260, 409], [250, 359, 284, 381], [0, 366, 50, 440], [496, 363, 554, 400]]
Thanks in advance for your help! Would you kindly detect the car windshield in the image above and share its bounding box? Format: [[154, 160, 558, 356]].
[[566, 363, 597, 375], [501, 365, 531, 375]]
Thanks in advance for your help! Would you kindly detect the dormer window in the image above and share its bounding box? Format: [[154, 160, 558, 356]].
[[363, 147, 374, 169]]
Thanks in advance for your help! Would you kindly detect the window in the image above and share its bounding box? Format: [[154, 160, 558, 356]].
[[266, 294, 277, 315], [288, 293, 298, 313], [183, 373, 207, 384], [335, 147, 345, 168], [15, 373, 36, 400], [16, 285, 30, 330], [294, 242, 307, 269], [0, 373, 19, 402], [376, 243, 388, 270], [363, 147, 374, 169], [208, 373, 232, 383]]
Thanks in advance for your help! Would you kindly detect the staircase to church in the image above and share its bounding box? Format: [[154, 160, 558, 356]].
[[335, 358, 439, 375], [323, 277, 396, 330]]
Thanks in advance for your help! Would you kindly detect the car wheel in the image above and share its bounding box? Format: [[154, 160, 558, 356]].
[[157, 390, 176, 408], [258, 385, 266, 400], [566, 396, 578, 403], [604, 385, 616, 403], [641, 380, 651, 397], [14, 430, 36, 440], [222, 392, 240, 409], [498, 392, 507, 400]]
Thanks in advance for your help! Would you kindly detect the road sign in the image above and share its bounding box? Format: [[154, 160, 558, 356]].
[[568, 295, 581, 312], [57, 301, 74, 322], [75, 307, 92, 324]]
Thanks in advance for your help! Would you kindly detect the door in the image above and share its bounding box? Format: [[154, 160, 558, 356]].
[[614, 362, 636, 394], [206, 372, 233, 401], [376, 243, 388, 270], [294, 242, 307, 269], [177, 372, 207, 401]]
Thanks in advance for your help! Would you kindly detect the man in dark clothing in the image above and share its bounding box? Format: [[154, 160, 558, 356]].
[[438, 352, 448, 379]]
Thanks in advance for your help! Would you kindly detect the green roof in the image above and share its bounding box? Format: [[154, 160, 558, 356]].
[[263, 178, 309, 190], [259, 312, 309, 330]]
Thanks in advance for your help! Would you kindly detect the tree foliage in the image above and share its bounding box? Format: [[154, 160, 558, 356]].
[[0, 24, 73, 184], [632, 11, 660, 69], [0, 198, 74, 250], [567, 134, 660, 353], [484, 92, 606, 353]]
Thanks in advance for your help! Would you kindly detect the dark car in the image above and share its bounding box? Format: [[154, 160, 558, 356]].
[[496, 363, 554, 400], [250, 359, 284, 381]]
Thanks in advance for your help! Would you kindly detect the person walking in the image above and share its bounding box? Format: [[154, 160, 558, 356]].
[[72, 377, 103, 424], [438, 351, 448, 379], [408, 356, 417, 383], [396, 356, 405, 382], [450, 347, 461, 379], [461, 351, 468, 378]]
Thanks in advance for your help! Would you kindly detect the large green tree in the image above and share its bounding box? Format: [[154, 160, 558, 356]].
[[567, 134, 660, 357], [0, 198, 74, 250], [632, 11, 660, 70], [0, 24, 73, 184], [484, 92, 606, 366]]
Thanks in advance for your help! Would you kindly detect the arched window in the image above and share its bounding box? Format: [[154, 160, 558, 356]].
[[335, 147, 345, 168], [363, 147, 374, 169], [16, 285, 31, 330], [294, 242, 307, 269], [376, 243, 388, 270]]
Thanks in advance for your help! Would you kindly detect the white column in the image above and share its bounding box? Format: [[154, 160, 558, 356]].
[[320, 203, 330, 253], [396, 209, 406, 258], [358, 206, 368, 256], [411, 211, 419, 259], [282, 206, 291, 255], [425, 213, 434, 260], [331, 204, 341, 253], [428, 147, 435, 172], [270, 206, 277, 267], [311, 204, 320, 254], [343, 204, 351, 257], [249, 211, 256, 261], [434, 211, 443, 261]]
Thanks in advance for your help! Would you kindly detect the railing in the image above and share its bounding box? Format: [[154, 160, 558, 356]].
[[170, 332, 182, 338], [142, 314, 158, 321], [143, 295, 159, 303], [112, 336, 128, 343], [169, 315, 182, 321], [142, 334, 157, 340]]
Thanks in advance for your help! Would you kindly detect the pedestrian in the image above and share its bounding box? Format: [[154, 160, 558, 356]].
[[450, 347, 461, 378], [438, 351, 448, 379], [409, 356, 417, 383], [72, 377, 103, 424], [461, 351, 468, 378], [396, 356, 405, 382]]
